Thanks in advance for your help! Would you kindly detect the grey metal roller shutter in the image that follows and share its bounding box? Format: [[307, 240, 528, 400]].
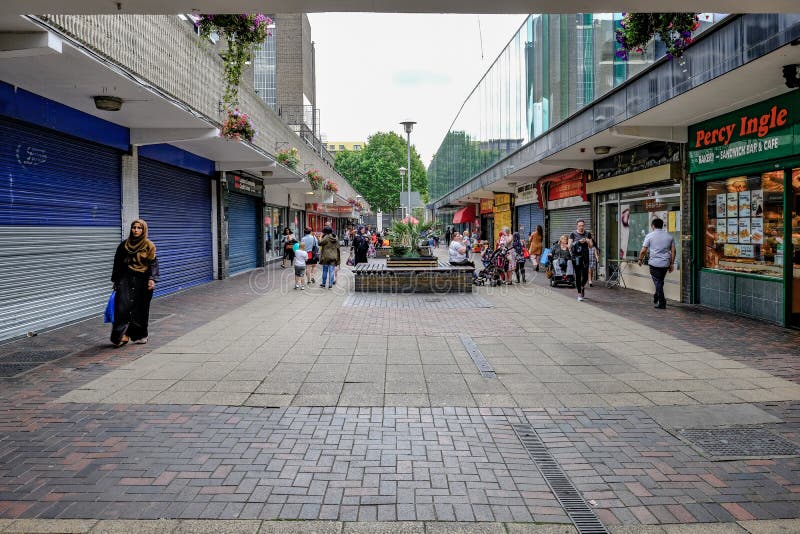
[[547, 205, 592, 247], [0, 117, 121, 341], [227, 193, 259, 275]]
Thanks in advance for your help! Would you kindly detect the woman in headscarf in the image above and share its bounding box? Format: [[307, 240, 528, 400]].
[[352, 225, 369, 265], [512, 231, 526, 283], [110, 219, 160, 347]]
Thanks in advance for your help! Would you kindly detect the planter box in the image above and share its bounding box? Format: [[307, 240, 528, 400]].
[[353, 262, 474, 293]]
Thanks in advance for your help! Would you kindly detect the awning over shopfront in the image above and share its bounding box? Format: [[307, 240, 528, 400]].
[[452, 205, 475, 224]]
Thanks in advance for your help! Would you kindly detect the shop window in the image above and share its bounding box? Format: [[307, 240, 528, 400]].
[[617, 185, 681, 264], [703, 171, 784, 277]]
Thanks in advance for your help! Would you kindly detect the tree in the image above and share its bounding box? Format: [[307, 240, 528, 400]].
[[334, 131, 428, 214]]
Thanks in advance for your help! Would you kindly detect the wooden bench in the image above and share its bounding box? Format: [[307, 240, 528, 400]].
[[353, 260, 474, 293]]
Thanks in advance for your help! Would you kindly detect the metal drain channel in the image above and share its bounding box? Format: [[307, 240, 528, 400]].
[[512, 424, 608, 534], [457, 334, 495, 378]]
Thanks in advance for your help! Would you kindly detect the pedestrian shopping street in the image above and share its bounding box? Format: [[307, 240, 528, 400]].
[[0, 257, 798, 533]]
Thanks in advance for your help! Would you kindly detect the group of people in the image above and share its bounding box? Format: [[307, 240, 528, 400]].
[[280, 226, 343, 290], [547, 219, 597, 301]]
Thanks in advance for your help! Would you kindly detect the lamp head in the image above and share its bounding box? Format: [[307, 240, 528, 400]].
[[398, 166, 407, 176], [400, 120, 416, 134]]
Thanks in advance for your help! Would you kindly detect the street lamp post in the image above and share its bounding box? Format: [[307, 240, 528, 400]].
[[400, 120, 416, 219], [398, 166, 407, 219]]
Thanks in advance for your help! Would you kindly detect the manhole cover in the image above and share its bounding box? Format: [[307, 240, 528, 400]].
[[677, 427, 800, 460], [0, 350, 72, 364], [0, 363, 41, 377]]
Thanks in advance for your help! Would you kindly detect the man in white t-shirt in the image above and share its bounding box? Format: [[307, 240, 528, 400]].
[[448, 233, 474, 267], [638, 217, 676, 309]]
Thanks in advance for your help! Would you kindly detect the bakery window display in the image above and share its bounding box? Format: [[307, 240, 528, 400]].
[[703, 172, 784, 277]]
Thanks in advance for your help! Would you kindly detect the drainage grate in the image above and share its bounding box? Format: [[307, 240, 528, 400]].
[[676, 427, 800, 460], [0, 349, 73, 377], [513, 424, 609, 534], [458, 334, 496, 378]]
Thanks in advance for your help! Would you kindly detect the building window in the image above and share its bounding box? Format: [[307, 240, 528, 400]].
[[353, 145, 361, 151], [702, 171, 784, 277], [329, 144, 336, 150], [339, 145, 345, 151]]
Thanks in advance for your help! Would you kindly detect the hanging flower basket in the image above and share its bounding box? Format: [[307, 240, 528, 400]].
[[277, 147, 299, 169], [219, 108, 256, 142], [197, 14, 272, 107], [615, 13, 700, 60], [323, 180, 339, 193], [306, 170, 323, 190]]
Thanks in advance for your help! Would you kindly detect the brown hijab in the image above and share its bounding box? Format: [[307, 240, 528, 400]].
[[124, 219, 156, 273]]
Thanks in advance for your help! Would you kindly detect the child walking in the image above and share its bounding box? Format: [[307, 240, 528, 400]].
[[294, 242, 308, 290]]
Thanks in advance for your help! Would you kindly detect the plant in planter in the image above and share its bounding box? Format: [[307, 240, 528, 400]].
[[306, 170, 323, 190], [220, 108, 256, 142], [276, 147, 299, 169], [388, 217, 436, 257], [615, 13, 701, 60], [197, 14, 273, 107], [323, 180, 339, 193]]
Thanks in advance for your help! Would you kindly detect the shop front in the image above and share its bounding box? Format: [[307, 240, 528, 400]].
[[537, 169, 591, 246], [263, 184, 289, 262], [452, 204, 477, 236], [225, 173, 263, 276], [689, 91, 800, 326], [588, 143, 684, 300], [494, 193, 512, 240], [306, 203, 349, 234], [479, 198, 494, 245], [515, 183, 544, 238]]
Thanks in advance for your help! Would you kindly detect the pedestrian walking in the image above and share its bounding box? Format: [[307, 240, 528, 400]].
[[319, 226, 339, 289], [569, 219, 593, 301], [588, 242, 599, 287], [294, 242, 308, 290], [527, 225, 544, 272], [280, 227, 296, 269], [301, 227, 319, 284], [638, 217, 676, 309], [110, 219, 159, 347], [352, 225, 369, 265], [445, 227, 452, 246], [512, 231, 526, 283]]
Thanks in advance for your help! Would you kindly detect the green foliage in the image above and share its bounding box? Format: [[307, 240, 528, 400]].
[[197, 14, 272, 107], [615, 13, 700, 60], [334, 131, 428, 213], [387, 218, 436, 256]]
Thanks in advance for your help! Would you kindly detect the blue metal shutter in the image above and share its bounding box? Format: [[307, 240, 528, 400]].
[[516, 204, 532, 236], [138, 158, 213, 296], [227, 193, 259, 275], [0, 116, 121, 340], [530, 205, 545, 236]]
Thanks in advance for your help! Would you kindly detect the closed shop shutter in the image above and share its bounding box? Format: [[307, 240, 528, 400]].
[[139, 158, 213, 296], [0, 117, 121, 341], [227, 193, 259, 275], [547, 205, 592, 246]]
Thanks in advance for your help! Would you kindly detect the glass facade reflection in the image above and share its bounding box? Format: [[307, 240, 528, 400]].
[[428, 13, 717, 202]]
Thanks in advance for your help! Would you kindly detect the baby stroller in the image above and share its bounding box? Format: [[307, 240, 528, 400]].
[[546, 244, 575, 288], [474, 246, 507, 286]]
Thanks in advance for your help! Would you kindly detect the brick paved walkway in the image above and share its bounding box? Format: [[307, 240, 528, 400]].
[[0, 253, 798, 530]]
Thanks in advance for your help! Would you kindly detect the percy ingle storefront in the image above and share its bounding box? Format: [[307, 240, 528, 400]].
[[689, 90, 800, 327]]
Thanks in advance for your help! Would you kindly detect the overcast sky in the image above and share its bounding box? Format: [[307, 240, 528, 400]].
[[308, 13, 528, 166]]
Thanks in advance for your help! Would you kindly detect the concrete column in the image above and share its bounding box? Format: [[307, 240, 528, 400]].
[[120, 146, 139, 238], [217, 172, 230, 279]]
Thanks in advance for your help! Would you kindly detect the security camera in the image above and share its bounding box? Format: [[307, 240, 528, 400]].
[[782, 64, 800, 88]]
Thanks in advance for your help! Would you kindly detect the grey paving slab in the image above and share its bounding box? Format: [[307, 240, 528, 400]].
[[424, 522, 507, 534], [173, 520, 261, 533], [88, 520, 181, 533], [3, 519, 97, 533], [341, 521, 424, 533], [738, 519, 800, 533], [644, 403, 783, 428], [257, 521, 342, 533]]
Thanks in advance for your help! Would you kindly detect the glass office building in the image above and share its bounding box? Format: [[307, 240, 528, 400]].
[[428, 14, 713, 201]]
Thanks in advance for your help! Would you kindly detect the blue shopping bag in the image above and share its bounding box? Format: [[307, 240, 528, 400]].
[[103, 291, 115, 324], [540, 247, 551, 266]]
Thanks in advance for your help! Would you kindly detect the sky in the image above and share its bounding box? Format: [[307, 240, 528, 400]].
[[307, 13, 528, 167]]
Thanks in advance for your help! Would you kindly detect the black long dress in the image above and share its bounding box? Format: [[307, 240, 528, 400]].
[[110, 242, 160, 344], [353, 234, 369, 265]]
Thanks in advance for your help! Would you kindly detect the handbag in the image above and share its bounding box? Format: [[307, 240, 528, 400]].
[[346, 252, 355, 267], [103, 290, 115, 324], [523, 248, 530, 259], [540, 247, 551, 266], [545, 266, 554, 279]]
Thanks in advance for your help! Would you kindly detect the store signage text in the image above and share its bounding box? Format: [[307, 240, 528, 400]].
[[694, 105, 789, 148], [689, 92, 798, 173], [548, 176, 585, 201], [479, 198, 494, 214], [227, 174, 263, 197]]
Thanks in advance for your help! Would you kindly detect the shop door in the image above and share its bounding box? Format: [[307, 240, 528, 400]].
[[139, 158, 213, 296], [0, 117, 122, 341], [228, 193, 259, 275], [792, 168, 799, 327], [547, 205, 592, 247]]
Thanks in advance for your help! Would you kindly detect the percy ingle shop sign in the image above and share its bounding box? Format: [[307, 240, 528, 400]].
[[688, 91, 798, 173]]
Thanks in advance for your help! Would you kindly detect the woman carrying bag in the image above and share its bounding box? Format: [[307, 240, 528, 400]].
[[110, 219, 159, 347]]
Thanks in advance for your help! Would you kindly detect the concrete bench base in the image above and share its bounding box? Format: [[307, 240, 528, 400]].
[[353, 262, 474, 293]]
